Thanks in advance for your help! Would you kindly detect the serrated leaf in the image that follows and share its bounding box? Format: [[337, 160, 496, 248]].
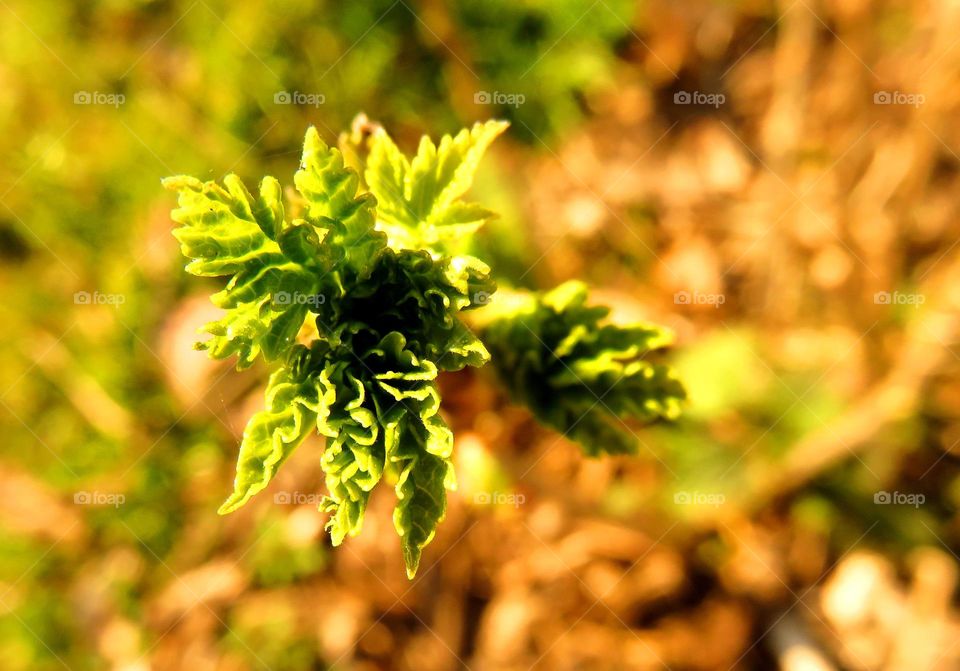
[[365, 120, 508, 253], [391, 415, 455, 578], [198, 297, 308, 367], [165, 174, 281, 277], [481, 281, 686, 456], [218, 365, 320, 514], [315, 331, 449, 548], [164, 174, 324, 368], [295, 126, 386, 277]]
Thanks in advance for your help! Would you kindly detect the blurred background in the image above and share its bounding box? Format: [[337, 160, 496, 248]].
[[2, 0, 960, 669]]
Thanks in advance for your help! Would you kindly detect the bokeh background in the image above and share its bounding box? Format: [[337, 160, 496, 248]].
[[3, 0, 960, 669]]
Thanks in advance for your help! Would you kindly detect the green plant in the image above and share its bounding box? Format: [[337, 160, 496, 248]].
[[164, 117, 685, 577]]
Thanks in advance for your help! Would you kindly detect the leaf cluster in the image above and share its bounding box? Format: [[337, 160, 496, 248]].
[[166, 117, 684, 577]]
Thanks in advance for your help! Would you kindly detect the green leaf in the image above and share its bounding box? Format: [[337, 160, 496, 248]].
[[218, 364, 321, 514], [317, 361, 383, 545], [481, 281, 686, 456], [365, 119, 509, 253], [164, 174, 323, 368], [393, 446, 455, 578], [198, 297, 308, 366], [295, 126, 386, 278], [316, 331, 453, 556]]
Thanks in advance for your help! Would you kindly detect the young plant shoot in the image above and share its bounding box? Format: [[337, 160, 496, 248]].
[[164, 117, 685, 577]]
